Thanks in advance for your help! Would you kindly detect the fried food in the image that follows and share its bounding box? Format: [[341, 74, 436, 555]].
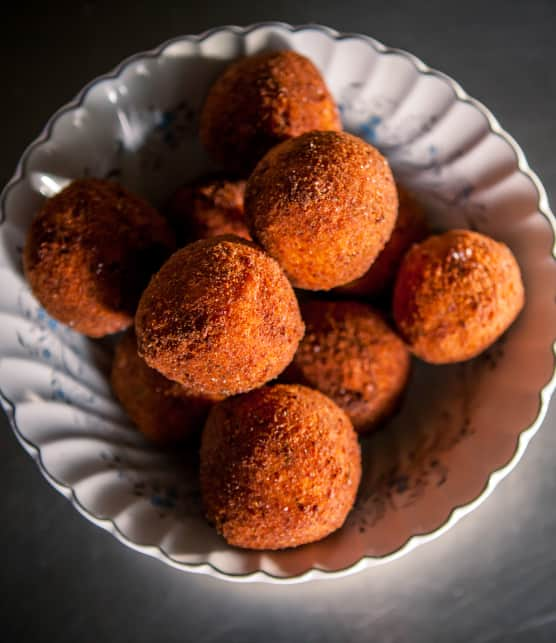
[[111, 329, 214, 444], [282, 300, 410, 433], [135, 235, 304, 397], [393, 229, 525, 363], [335, 186, 428, 297], [245, 130, 398, 290], [23, 178, 175, 337], [200, 384, 361, 550], [200, 50, 341, 174], [166, 176, 249, 245]]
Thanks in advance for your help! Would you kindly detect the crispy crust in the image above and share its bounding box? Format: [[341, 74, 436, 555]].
[[166, 177, 249, 245], [23, 179, 175, 337], [393, 229, 525, 363], [245, 130, 398, 290], [200, 50, 341, 174], [334, 186, 428, 297], [111, 329, 215, 444], [135, 236, 305, 397], [282, 300, 410, 433], [200, 384, 361, 550]]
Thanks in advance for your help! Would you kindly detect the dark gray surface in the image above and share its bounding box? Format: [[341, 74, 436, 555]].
[[2, 2, 556, 642]]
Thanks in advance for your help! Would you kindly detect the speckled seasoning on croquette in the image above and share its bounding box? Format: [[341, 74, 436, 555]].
[[23, 178, 175, 337], [393, 229, 524, 363], [245, 130, 398, 290], [135, 236, 304, 397], [282, 300, 410, 433], [200, 50, 341, 174], [200, 384, 361, 550]]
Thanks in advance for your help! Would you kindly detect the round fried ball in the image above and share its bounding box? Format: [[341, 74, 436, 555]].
[[393, 229, 525, 364], [200, 50, 341, 174], [166, 176, 249, 244], [111, 329, 215, 444], [335, 186, 428, 297], [200, 384, 361, 550], [282, 300, 410, 434], [135, 236, 304, 397], [245, 130, 398, 290], [23, 178, 175, 337]]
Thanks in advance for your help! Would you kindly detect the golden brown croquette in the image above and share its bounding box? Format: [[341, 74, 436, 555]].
[[111, 330, 216, 444], [135, 236, 304, 397], [282, 300, 410, 433], [23, 178, 175, 337], [244, 130, 398, 290], [200, 384, 361, 550], [393, 229, 525, 364], [200, 50, 341, 174]]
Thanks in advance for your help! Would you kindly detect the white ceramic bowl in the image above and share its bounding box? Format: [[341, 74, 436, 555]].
[[1, 23, 555, 584]]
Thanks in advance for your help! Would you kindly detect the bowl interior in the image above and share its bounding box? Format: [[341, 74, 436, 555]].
[[1, 24, 555, 581]]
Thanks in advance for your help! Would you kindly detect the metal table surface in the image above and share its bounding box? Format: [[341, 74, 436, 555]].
[[2, 2, 555, 641]]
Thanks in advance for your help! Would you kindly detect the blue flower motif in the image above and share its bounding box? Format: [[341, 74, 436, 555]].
[[151, 494, 176, 509], [359, 115, 382, 144], [52, 388, 67, 402]]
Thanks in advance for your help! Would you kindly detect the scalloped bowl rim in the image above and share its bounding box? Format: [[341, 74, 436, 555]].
[[1, 22, 555, 584]]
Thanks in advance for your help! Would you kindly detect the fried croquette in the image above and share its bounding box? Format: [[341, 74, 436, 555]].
[[200, 50, 341, 174], [135, 236, 304, 397], [200, 384, 361, 550], [282, 300, 410, 433], [245, 130, 398, 290], [393, 229, 525, 364], [111, 329, 215, 444], [23, 178, 175, 337], [166, 177, 249, 245], [335, 186, 428, 297]]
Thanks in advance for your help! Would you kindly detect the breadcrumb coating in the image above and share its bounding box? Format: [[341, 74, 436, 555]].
[[135, 236, 304, 397], [282, 300, 410, 433], [245, 130, 398, 290], [200, 384, 361, 550], [200, 50, 341, 174], [393, 229, 524, 363], [23, 178, 175, 337]]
